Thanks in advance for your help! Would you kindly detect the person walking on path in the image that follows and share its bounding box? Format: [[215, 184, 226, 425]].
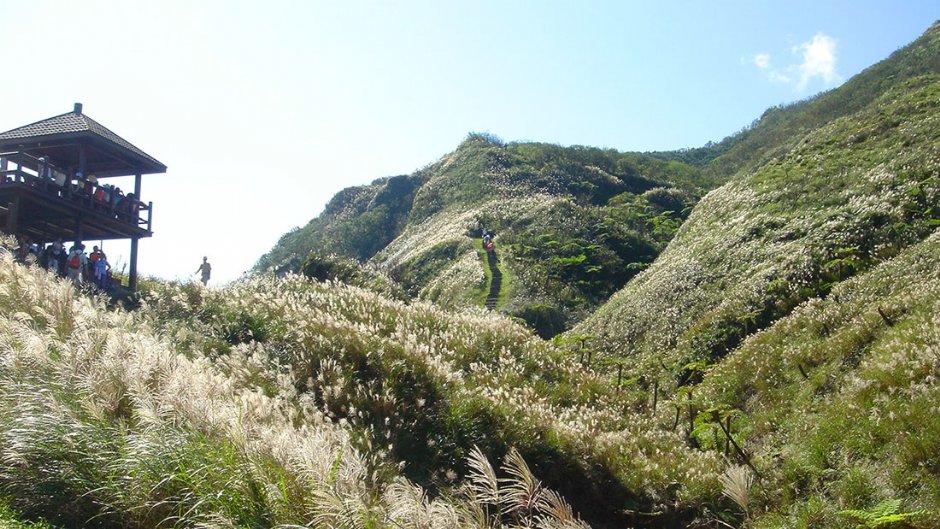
[[195, 256, 211, 286]]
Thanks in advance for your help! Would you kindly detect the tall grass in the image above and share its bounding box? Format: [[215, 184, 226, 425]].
[[0, 240, 637, 528], [134, 268, 724, 524]]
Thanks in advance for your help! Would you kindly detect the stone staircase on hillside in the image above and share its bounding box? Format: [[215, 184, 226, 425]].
[[485, 248, 502, 310]]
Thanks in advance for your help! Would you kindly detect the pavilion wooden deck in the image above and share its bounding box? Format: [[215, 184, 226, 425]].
[[1, 151, 153, 242]]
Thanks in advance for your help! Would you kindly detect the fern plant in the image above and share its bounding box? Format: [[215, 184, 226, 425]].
[[838, 499, 925, 528]]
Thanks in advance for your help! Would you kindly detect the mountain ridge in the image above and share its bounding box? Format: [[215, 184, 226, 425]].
[[257, 22, 940, 340], [2, 20, 940, 529], [258, 135, 711, 334]]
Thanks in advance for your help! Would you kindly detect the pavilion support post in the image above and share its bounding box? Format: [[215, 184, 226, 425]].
[[134, 173, 143, 226], [5, 198, 18, 234], [79, 146, 87, 176], [129, 236, 139, 291], [74, 215, 84, 244]]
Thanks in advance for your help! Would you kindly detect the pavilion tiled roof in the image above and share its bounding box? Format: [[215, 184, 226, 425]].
[[0, 109, 165, 170]]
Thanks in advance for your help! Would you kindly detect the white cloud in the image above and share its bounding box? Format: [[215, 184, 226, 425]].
[[751, 33, 841, 91], [769, 70, 792, 84], [794, 33, 840, 89], [751, 52, 790, 84], [753, 53, 771, 69]]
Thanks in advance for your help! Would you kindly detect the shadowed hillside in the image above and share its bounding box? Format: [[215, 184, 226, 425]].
[[258, 172, 427, 271]]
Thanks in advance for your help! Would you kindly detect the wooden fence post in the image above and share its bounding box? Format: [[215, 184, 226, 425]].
[[725, 416, 731, 455], [718, 416, 760, 478]]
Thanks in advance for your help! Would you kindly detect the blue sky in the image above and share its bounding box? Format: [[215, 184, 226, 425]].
[[1, 1, 937, 283]]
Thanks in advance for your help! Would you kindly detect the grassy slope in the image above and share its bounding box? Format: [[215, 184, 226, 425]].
[[256, 172, 426, 271], [137, 272, 724, 527], [697, 230, 940, 528], [257, 133, 710, 332], [3, 229, 938, 529], [567, 22, 940, 528], [0, 246, 723, 528], [578, 73, 940, 377], [3, 208, 936, 529], [0, 248, 613, 528]]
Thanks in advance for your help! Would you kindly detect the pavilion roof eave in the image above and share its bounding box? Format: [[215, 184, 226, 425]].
[[0, 132, 167, 177], [0, 109, 167, 177]]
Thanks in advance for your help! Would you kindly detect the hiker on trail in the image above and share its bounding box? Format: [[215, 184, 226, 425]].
[[66, 243, 86, 287], [482, 230, 495, 252], [54, 239, 67, 276], [94, 253, 111, 290], [46, 239, 63, 275], [482, 230, 492, 249], [195, 256, 211, 286], [87, 246, 101, 282]]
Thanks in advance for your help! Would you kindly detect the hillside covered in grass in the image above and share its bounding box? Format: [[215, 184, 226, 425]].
[[578, 63, 940, 379], [257, 136, 714, 336], [1, 241, 725, 528], [4, 17, 940, 529], [260, 24, 940, 342], [2, 205, 939, 529]]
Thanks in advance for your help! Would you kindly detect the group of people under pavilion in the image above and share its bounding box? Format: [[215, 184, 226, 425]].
[[16, 237, 114, 290], [0, 103, 165, 292]]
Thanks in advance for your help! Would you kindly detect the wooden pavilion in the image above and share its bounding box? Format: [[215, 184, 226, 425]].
[[0, 103, 166, 290]]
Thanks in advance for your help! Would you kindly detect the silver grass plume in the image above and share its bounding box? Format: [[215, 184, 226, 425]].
[[718, 464, 753, 519], [500, 447, 543, 515], [384, 477, 461, 529], [466, 445, 500, 506], [309, 487, 379, 529], [534, 489, 590, 529]]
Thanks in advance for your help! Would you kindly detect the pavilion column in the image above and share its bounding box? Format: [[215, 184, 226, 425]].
[[129, 237, 140, 291], [129, 172, 143, 292], [5, 197, 18, 234], [74, 214, 84, 243]]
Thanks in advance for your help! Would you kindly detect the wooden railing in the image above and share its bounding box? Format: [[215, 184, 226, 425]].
[[0, 151, 152, 231]]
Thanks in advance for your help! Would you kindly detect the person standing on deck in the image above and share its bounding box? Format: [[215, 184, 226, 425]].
[[195, 256, 211, 286]]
